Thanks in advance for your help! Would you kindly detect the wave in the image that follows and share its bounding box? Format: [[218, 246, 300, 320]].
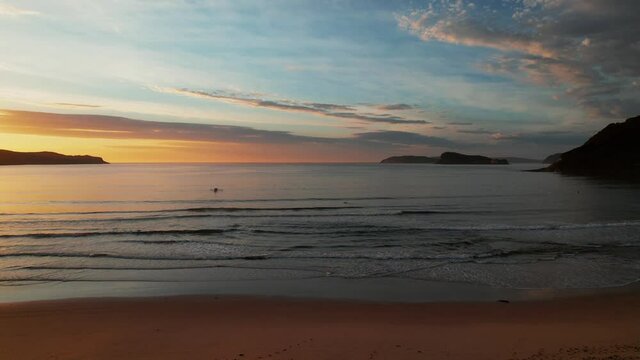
[[18, 264, 326, 273], [121, 239, 219, 245], [0, 205, 363, 217], [0, 228, 234, 239], [181, 206, 362, 213], [3, 193, 515, 207], [277, 243, 400, 252], [3, 241, 637, 262], [398, 210, 450, 215], [432, 221, 640, 231], [1, 212, 395, 226], [249, 221, 640, 235], [0, 252, 271, 261], [2, 219, 640, 239], [0, 214, 214, 225]]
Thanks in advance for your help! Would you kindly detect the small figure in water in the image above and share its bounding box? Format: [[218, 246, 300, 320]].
[[211, 187, 220, 193]]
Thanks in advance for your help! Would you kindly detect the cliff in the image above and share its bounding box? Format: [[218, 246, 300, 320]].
[[536, 115, 640, 178], [543, 153, 562, 164], [0, 150, 108, 166]]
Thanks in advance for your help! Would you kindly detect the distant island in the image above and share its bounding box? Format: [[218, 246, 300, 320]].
[[381, 152, 509, 165], [532, 115, 640, 178], [0, 150, 108, 166]]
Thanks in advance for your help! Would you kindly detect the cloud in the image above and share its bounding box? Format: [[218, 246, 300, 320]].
[[483, 55, 594, 87], [0, 110, 451, 149], [0, 109, 320, 144], [352, 130, 455, 147], [457, 128, 494, 135], [2, 109, 591, 159], [156, 87, 429, 125], [397, 4, 554, 58], [52, 103, 102, 109], [398, 0, 640, 119], [490, 132, 519, 141], [0, 3, 39, 16], [490, 130, 588, 145], [376, 103, 415, 111], [330, 112, 428, 125]]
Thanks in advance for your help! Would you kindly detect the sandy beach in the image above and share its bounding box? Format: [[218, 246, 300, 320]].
[[0, 292, 638, 360]]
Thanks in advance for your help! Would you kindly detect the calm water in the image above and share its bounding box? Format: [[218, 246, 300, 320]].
[[1, 163, 639, 301]]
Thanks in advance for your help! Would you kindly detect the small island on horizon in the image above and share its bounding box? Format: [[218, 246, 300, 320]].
[[0, 149, 108, 166], [381, 152, 509, 165]]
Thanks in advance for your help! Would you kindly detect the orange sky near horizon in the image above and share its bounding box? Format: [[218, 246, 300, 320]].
[[0, 133, 377, 163], [0, 109, 408, 163]]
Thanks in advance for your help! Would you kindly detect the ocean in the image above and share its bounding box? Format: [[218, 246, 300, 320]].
[[1, 163, 639, 302]]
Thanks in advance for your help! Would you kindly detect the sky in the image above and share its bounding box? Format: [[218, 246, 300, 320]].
[[1, 0, 639, 162]]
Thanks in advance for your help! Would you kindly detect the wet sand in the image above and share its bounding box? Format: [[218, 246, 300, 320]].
[[0, 292, 638, 360]]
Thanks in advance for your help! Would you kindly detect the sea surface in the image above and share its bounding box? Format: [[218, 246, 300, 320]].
[[1, 163, 639, 302]]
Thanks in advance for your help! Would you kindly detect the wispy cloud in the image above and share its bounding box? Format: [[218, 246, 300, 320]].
[[155, 87, 429, 125], [457, 128, 494, 135], [490, 130, 588, 146], [0, 3, 39, 17], [0, 109, 317, 144], [353, 130, 455, 147], [396, 3, 554, 58], [52, 102, 102, 109], [397, 0, 640, 119], [0, 110, 452, 149], [375, 103, 415, 111]]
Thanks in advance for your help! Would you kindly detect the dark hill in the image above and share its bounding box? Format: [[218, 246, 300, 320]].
[[536, 115, 640, 178], [0, 150, 108, 166], [437, 152, 508, 165], [543, 153, 562, 164]]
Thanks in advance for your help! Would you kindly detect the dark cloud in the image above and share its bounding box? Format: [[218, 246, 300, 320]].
[[457, 128, 494, 135], [4, 109, 591, 156], [400, 0, 640, 119], [376, 103, 415, 110], [0, 110, 321, 144], [161, 88, 428, 125], [491, 130, 588, 146], [0, 110, 449, 148], [305, 103, 355, 111], [353, 130, 455, 147], [331, 112, 428, 125]]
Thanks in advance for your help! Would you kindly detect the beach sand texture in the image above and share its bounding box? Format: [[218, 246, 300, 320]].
[[0, 293, 638, 360]]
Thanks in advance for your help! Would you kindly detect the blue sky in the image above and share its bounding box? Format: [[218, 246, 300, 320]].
[[0, 0, 638, 161]]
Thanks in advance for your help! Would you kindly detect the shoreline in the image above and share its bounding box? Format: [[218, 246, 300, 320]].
[[1, 291, 639, 359], [3, 276, 640, 304]]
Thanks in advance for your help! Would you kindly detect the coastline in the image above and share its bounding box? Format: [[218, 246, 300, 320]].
[[1, 291, 638, 360], [3, 276, 640, 304]]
